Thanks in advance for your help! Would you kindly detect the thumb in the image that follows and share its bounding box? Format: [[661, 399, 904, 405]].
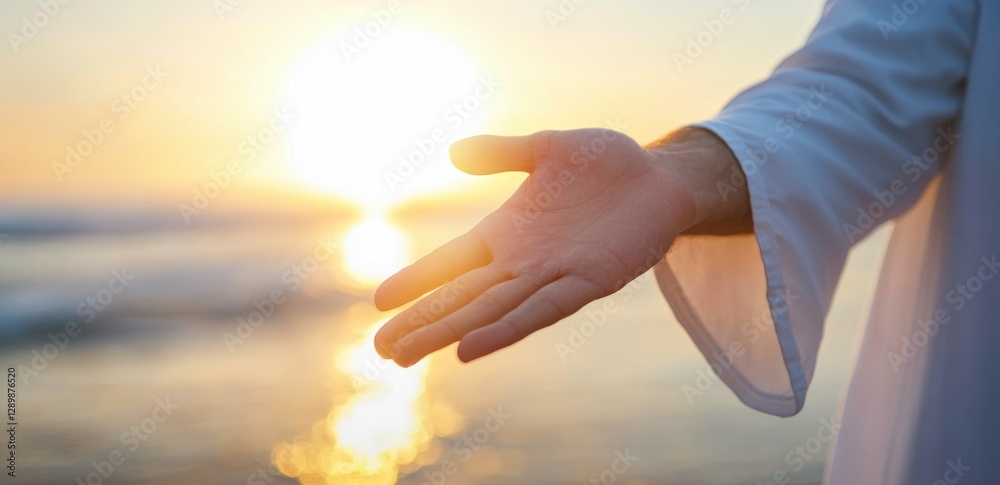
[[449, 131, 554, 175]]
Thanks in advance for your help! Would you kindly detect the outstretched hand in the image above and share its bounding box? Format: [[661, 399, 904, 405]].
[[373, 128, 707, 367]]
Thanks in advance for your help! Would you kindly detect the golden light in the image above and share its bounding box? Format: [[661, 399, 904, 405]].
[[329, 321, 431, 469], [341, 216, 409, 289], [283, 25, 491, 209], [273, 25, 484, 485], [273, 309, 464, 485]]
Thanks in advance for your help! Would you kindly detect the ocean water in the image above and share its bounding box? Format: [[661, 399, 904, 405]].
[[0, 203, 888, 485]]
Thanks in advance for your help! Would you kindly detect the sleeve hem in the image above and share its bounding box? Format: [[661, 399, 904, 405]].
[[655, 267, 799, 416], [657, 120, 810, 416]]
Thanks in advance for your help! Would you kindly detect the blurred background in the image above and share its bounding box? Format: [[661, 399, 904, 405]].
[[1, 0, 890, 483]]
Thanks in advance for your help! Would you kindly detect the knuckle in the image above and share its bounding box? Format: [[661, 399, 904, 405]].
[[530, 130, 556, 164], [472, 290, 503, 313], [568, 274, 613, 298], [441, 319, 462, 341], [432, 248, 459, 273], [535, 292, 566, 317], [496, 318, 520, 340]]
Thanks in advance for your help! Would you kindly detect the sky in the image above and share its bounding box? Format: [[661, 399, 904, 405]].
[[0, 0, 825, 209]]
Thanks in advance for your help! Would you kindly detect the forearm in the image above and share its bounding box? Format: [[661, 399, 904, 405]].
[[646, 127, 753, 235]]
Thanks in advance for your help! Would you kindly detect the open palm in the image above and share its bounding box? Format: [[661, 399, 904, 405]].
[[373, 129, 695, 366]]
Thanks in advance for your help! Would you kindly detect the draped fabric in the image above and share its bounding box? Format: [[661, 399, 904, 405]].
[[655, 0, 1000, 481]]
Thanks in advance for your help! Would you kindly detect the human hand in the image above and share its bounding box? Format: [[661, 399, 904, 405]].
[[373, 128, 731, 366]]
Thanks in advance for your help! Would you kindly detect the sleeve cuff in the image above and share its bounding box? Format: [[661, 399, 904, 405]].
[[655, 120, 816, 417]]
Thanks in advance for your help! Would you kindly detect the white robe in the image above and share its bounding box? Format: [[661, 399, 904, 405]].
[[655, 0, 999, 482]]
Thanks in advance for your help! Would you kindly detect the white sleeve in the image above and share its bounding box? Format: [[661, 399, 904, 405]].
[[657, 0, 976, 416]]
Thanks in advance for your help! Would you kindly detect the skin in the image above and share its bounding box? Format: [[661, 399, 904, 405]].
[[373, 126, 750, 367]]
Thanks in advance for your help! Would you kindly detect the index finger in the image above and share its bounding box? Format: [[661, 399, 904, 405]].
[[374, 231, 491, 311]]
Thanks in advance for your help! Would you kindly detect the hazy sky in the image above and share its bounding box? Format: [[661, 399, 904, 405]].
[[1, 0, 824, 206]]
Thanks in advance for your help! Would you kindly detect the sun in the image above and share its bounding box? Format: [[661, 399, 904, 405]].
[[341, 216, 409, 287], [282, 25, 494, 287], [275, 28, 485, 483], [282, 25, 492, 211]]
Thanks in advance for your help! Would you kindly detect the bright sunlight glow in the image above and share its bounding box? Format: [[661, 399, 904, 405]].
[[283, 25, 491, 210], [283, 25, 490, 288], [272, 26, 480, 485], [342, 216, 409, 287], [273, 307, 464, 485]]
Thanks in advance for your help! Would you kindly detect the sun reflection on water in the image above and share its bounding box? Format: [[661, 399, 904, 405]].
[[272, 306, 465, 485], [273, 217, 464, 484], [341, 215, 409, 288], [275, 22, 488, 483]]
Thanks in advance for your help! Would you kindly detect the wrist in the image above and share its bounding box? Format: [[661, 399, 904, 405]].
[[645, 127, 752, 235]]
